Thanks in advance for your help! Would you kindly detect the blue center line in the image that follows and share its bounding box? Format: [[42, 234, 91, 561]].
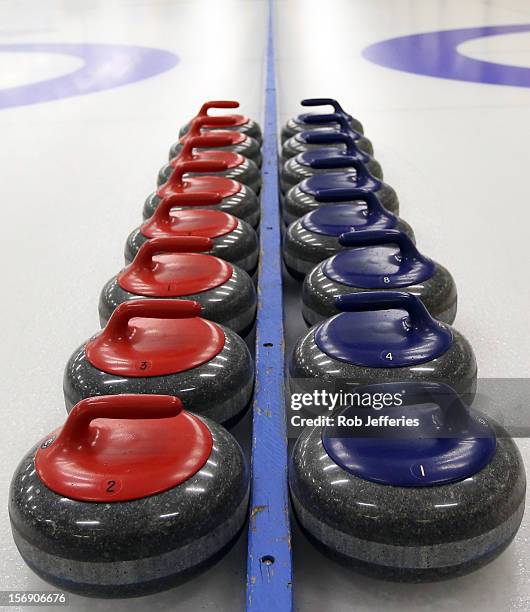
[[245, 0, 293, 610]]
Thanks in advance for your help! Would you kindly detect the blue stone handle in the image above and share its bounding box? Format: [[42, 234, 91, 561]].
[[303, 131, 359, 155], [338, 380, 475, 429], [338, 229, 425, 262], [302, 112, 356, 134], [308, 156, 361, 169], [307, 151, 372, 171], [301, 98, 346, 114], [322, 380, 496, 487], [335, 291, 436, 331], [392, 381, 470, 428], [311, 188, 384, 213]]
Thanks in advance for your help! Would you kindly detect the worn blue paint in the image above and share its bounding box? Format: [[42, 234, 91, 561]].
[[0, 43, 178, 110], [245, 0, 293, 610], [363, 24, 530, 89]]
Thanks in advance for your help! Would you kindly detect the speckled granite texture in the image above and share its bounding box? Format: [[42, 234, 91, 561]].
[[302, 261, 457, 325], [169, 136, 262, 167], [283, 216, 415, 278], [157, 157, 261, 195], [10, 416, 249, 597], [280, 155, 383, 193], [281, 130, 374, 162], [289, 422, 525, 581], [283, 181, 399, 223], [289, 322, 477, 401], [98, 266, 256, 337], [124, 218, 259, 273], [142, 183, 260, 228], [63, 325, 254, 424]]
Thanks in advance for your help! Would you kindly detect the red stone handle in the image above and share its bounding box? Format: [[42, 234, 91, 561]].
[[198, 100, 239, 115], [152, 192, 221, 222], [186, 115, 238, 138], [161, 159, 228, 192], [132, 236, 213, 269], [103, 299, 202, 340], [56, 395, 182, 447], [178, 135, 234, 161]]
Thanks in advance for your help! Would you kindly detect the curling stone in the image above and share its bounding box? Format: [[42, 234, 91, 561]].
[[125, 192, 259, 274], [289, 292, 477, 401], [280, 132, 383, 194], [9, 394, 249, 597], [169, 114, 262, 167], [143, 160, 260, 228], [281, 98, 364, 142], [283, 194, 414, 278], [99, 236, 256, 337], [281, 112, 374, 161], [290, 381, 526, 582], [158, 134, 261, 195], [302, 229, 457, 325], [283, 159, 399, 222], [179, 100, 262, 144], [63, 299, 254, 424]]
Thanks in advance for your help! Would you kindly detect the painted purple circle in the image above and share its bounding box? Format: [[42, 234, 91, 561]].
[[362, 24, 530, 88], [0, 43, 179, 110]]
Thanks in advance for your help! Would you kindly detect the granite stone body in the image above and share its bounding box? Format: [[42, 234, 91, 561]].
[[63, 326, 254, 424], [283, 217, 415, 278], [280, 156, 383, 194], [179, 119, 262, 145], [157, 157, 261, 196], [281, 116, 364, 142], [289, 323, 477, 401], [281, 130, 374, 161], [124, 219, 259, 273], [289, 421, 525, 581], [283, 182, 399, 224], [9, 417, 249, 597], [142, 184, 260, 228], [302, 262, 457, 326], [169, 137, 262, 167], [98, 266, 257, 337]]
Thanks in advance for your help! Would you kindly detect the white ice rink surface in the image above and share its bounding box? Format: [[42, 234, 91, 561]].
[[0, 0, 529, 610]]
